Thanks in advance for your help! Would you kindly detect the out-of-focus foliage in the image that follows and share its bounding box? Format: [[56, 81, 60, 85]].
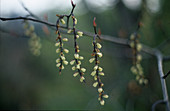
[[0, 0, 170, 110]]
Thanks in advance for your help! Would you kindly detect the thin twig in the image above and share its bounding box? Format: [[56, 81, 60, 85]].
[[155, 50, 170, 111], [152, 100, 165, 111], [163, 71, 170, 79]]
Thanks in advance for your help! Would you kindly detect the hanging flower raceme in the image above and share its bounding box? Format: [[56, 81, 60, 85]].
[[70, 13, 86, 82], [23, 20, 41, 56], [129, 32, 148, 85], [89, 17, 109, 105], [55, 16, 69, 74]]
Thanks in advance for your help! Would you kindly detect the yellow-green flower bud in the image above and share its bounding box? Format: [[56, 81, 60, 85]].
[[137, 43, 142, 51], [139, 79, 143, 85], [73, 72, 79, 77], [144, 79, 148, 84], [60, 19, 65, 24], [56, 48, 60, 53], [80, 76, 85, 82], [98, 97, 101, 101], [94, 65, 98, 71], [77, 31, 83, 36], [79, 56, 84, 60], [98, 67, 103, 71], [61, 56, 65, 60], [137, 54, 142, 61], [94, 76, 97, 80], [89, 58, 95, 63], [72, 66, 76, 70], [61, 65, 64, 69], [81, 68, 86, 72], [76, 64, 80, 69], [29, 25, 34, 32], [56, 63, 61, 67], [130, 42, 135, 48], [103, 94, 109, 98], [67, 29, 72, 33], [64, 49, 69, 53], [97, 52, 103, 58], [55, 42, 60, 47], [25, 30, 31, 36], [96, 43, 102, 49], [98, 87, 103, 93], [74, 54, 79, 59], [70, 60, 75, 65], [56, 58, 60, 63], [100, 100, 105, 105], [63, 61, 68, 65], [74, 18, 77, 24], [93, 82, 98, 87], [76, 35, 79, 39], [78, 61, 81, 65], [131, 66, 137, 74], [99, 72, 104, 76], [63, 38, 68, 42], [130, 34, 135, 40], [91, 71, 96, 76]]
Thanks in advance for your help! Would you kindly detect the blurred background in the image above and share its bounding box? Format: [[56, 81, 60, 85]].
[[0, 0, 170, 110]]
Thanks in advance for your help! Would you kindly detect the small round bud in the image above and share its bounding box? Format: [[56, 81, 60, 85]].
[[81, 68, 86, 72], [74, 18, 77, 24], [61, 65, 64, 69], [80, 76, 85, 82], [73, 72, 79, 77], [97, 52, 103, 58], [93, 82, 98, 87], [131, 66, 137, 74], [29, 25, 34, 32], [78, 61, 81, 65], [64, 49, 69, 53], [89, 58, 95, 63], [70, 60, 75, 65], [56, 48, 60, 53], [61, 56, 65, 60], [98, 67, 103, 71], [72, 66, 76, 70], [99, 72, 104, 76], [130, 34, 135, 40], [91, 71, 96, 76], [103, 94, 109, 98], [76, 64, 80, 69], [94, 65, 98, 71], [63, 61, 68, 65], [96, 43, 102, 49], [100, 100, 105, 105], [74, 54, 79, 59], [56, 58, 60, 63], [63, 38, 68, 42], [144, 79, 148, 85], [55, 42, 60, 47], [130, 42, 135, 48], [139, 79, 143, 85], [60, 19, 65, 24], [94, 76, 97, 80], [137, 43, 142, 51], [76, 35, 79, 39], [56, 63, 61, 67], [67, 29, 72, 33], [79, 56, 84, 60], [137, 54, 142, 62], [98, 88, 103, 93], [77, 31, 83, 36]]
